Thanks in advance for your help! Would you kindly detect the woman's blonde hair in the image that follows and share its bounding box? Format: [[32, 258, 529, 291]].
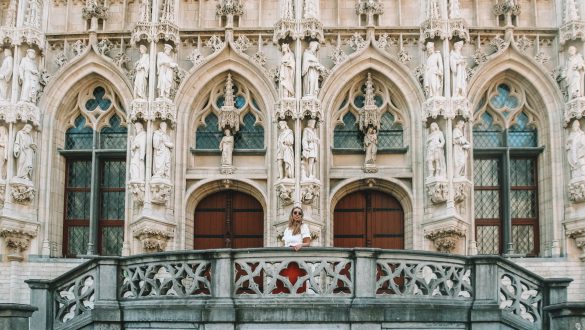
[[288, 207, 303, 235]]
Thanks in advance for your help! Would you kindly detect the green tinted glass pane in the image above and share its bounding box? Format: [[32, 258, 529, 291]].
[[85, 87, 112, 111], [489, 84, 519, 110], [66, 191, 91, 220], [100, 115, 127, 149], [67, 160, 91, 187], [473, 113, 503, 148], [512, 225, 534, 255], [333, 112, 362, 149], [68, 226, 89, 256], [196, 113, 222, 150], [235, 113, 264, 149], [378, 112, 403, 149], [101, 160, 125, 188], [508, 113, 537, 147], [473, 159, 500, 186], [510, 159, 535, 186], [101, 226, 123, 256], [65, 116, 94, 150], [477, 225, 499, 255], [474, 190, 500, 219], [511, 190, 537, 218], [101, 191, 125, 220]]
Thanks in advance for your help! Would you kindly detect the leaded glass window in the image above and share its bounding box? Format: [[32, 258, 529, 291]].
[[378, 112, 403, 149], [196, 113, 222, 150], [334, 112, 362, 149], [62, 85, 127, 257], [235, 113, 264, 150], [473, 82, 540, 256]]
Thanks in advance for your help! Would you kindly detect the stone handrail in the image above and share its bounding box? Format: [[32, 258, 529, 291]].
[[26, 249, 572, 330]]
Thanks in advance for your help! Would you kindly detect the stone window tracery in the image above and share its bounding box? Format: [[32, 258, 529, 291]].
[[332, 74, 404, 151], [61, 85, 127, 258], [194, 76, 265, 151], [472, 82, 540, 256]]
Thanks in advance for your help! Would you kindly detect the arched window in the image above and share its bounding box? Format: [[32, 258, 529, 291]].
[[332, 73, 404, 152], [194, 74, 265, 152], [61, 86, 127, 257], [473, 83, 540, 256]]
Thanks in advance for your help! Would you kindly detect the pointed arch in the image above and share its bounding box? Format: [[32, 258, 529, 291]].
[[467, 47, 566, 256]]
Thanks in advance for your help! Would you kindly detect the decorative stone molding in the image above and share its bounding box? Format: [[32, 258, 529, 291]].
[[150, 179, 172, 205], [275, 99, 296, 120], [16, 27, 45, 48], [329, 45, 347, 66], [493, 0, 521, 20], [453, 179, 471, 203], [273, 19, 297, 43], [355, 0, 383, 26], [10, 178, 35, 204], [560, 21, 585, 45], [348, 33, 367, 51], [425, 227, 466, 253], [420, 18, 448, 42], [206, 35, 225, 54], [451, 97, 471, 120], [426, 178, 448, 204], [130, 99, 149, 122], [133, 227, 174, 253], [151, 98, 176, 123], [216, 0, 244, 28], [564, 97, 585, 126], [422, 97, 449, 121], [300, 183, 319, 205], [131, 22, 152, 45], [449, 18, 469, 41], [131, 22, 180, 47], [81, 0, 110, 20], [362, 163, 378, 173], [96, 39, 112, 56], [220, 165, 235, 175], [14, 102, 41, 127], [567, 229, 585, 260], [0, 220, 38, 260], [187, 48, 205, 67], [72, 40, 87, 57], [301, 18, 324, 42], [128, 181, 145, 205], [276, 182, 294, 206], [569, 179, 585, 203], [300, 98, 322, 120], [218, 74, 240, 132]]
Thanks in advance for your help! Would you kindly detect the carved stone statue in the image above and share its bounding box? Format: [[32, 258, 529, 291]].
[[152, 122, 173, 179], [567, 120, 585, 179], [426, 122, 446, 178], [130, 122, 147, 181], [424, 42, 443, 98], [302, 41, 325, 98], [133, 45, 150, 100], [13, 124, 36, 181], [364, 126, 378, 164], [139, 0, 151, 22], [281, 0, 294, 19], [449, 0, 461, 19], [453, 120, 470, 178], [220, 129, 234, 167], [450, 41, 467, 98], [302, 119, 319, 179], [566, 46, 585, 100], [0, 49, 13, 102], [303, 0, 319, 19], [564, 0, 580, 23], [279, 44, 295, 99], [0, 126, 7, 179], [156, 44, 177, 100], [24, 0, 41, 29], [19, 49, 40, 104], [277, 120, 294, 179]]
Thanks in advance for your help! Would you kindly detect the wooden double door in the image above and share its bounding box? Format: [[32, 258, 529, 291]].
[[334, 190, 404, 249], [194, 190, 263, 249]]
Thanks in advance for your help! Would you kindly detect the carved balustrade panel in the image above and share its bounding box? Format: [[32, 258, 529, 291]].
[[376, 259, 472, 298], [54, 272, 96, 324], [499, 271, 542, 325], [120, 261, 212, 298], [234, 257, 352, 297]]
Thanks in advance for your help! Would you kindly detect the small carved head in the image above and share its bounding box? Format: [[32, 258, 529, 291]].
[[454, 41, 464, 51], [426, 42, 435, 53], [3, 48, 11, 57], [139, 44, 147, 54], [568, 45, 577, 56], [307, 119, 316, 128], [135, 121, 144, 133], [159, 121, 167, 132], [309, 40, 320, 52], [573, 120, 582, 131], [26, 48, 36, 59], [282, 43, 290, 52], [430, 122, 439, 132], [278, 120, 288, 130], [163, 44, 173, 54]]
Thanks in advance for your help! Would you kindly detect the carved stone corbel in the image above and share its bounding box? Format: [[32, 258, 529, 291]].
[[564, 97, 585, 127], [425, 227, 466, 253], [133, 227, 174, 253], [151, 98, 176, 124], [276, 182, 294, 206], [10, 178, 35, 204], [300, 98, 323, 120], [128, 181, 145, 205], [275, 99, 296, 120], [0, 222, 38, 261], [150, 178, 172, 205], [567, 229, 585, 261], [426, 179, 449, 204], [569, 179, 585, 203], [422, 97, 450, 122], [300, 183, 319, 205]]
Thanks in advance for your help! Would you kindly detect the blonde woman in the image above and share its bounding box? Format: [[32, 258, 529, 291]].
[[282, 207, 311, 251]]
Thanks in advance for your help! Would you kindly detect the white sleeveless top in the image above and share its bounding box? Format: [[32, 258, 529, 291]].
[[282, 224, 310, 246]]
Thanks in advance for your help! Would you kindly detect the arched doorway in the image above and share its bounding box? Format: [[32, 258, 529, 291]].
[[194, 190, 263, 249], [334, 190, 404, 249]]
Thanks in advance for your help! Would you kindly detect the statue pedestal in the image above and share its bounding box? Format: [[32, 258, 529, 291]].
[[275, 180, 294, 207], [362, 162, 378, 173], [9, 178, 35, 205], [128, 181, 145, 205], [149, 177, 172, 205], [130, 214, 175, 253], [0, 214, 39, 261], [220, 165, 235, 175], [425, 176, 448, 204]]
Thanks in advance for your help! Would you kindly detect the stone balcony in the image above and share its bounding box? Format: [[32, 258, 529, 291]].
[[26, 248, 572, 330]]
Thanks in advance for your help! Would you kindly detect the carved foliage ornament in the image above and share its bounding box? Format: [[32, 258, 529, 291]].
[[425, 228, 466, 253]]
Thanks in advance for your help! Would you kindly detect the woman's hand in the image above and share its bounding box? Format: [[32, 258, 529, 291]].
[[292, 244, 303, 251]]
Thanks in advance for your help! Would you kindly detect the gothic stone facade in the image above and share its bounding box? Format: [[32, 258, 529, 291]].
[[0, 0, 585, 306]]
